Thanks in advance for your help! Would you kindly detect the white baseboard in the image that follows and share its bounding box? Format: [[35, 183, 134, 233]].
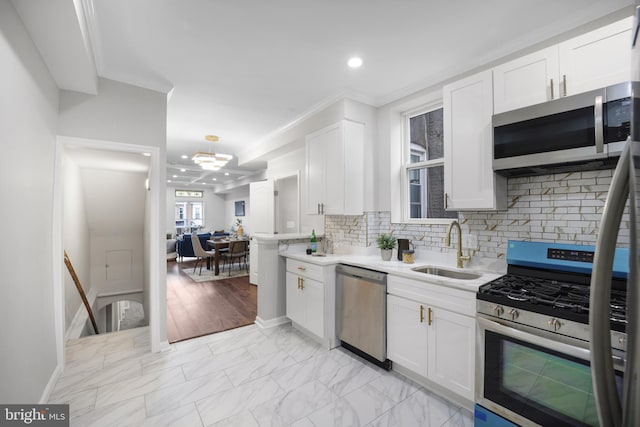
[[66, 288, 98, 341], [39, 363, 63, 403], [158, 339, 171, 352], [255, 316, 290, 329]]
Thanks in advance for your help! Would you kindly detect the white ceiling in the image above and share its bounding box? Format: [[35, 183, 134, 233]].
[[13, 0, 636, 189]]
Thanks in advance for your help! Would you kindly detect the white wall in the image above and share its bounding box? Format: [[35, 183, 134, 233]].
[[224, 186, 251, 234], [0, 0, 59, 403], [62, 155, 91, 332]]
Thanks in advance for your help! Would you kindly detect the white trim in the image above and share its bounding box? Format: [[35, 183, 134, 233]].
[[255, 316, 290, 329], [39, 364, 63, 404], [65, 287, 97, 341], [52, 139, 66, 376]]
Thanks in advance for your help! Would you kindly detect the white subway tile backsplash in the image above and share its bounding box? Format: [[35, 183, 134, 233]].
[[323, 171, 629, 260]]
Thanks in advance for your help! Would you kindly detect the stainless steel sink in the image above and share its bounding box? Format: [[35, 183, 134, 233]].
[[411, 265, 481, 280]]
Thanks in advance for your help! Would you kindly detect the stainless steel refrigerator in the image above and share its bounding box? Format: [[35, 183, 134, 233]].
[[590, 4, 640, 426]]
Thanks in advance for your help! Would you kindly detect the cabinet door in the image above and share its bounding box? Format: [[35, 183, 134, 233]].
[[559, 17, 632, 97], [427, 308, 475, 401], [305, 128, 328, 215], [386, 295, 428, 377], [301, 277, 324, 338], [443, 70, 506, 210], [285, 272, 305, 325], [322, 123, 345, 215], [493, 46, 559, 114]]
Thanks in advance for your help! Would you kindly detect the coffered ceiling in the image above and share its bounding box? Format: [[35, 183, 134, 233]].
[[13, 0, 635, 189]]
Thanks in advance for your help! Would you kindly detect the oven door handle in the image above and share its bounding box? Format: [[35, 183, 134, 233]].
[[590, 137, 631, 427], [478, 316, 592, 361]]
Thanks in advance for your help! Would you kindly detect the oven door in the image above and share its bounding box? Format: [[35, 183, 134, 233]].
[[477, 316, 624, 427]]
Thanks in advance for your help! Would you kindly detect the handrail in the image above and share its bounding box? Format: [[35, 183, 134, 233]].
[[64, 250, 99, 335]]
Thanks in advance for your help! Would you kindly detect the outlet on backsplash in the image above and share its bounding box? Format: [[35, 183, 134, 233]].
[[462, 233, 478, 251]]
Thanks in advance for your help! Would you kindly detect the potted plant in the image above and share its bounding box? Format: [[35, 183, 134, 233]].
[[377, 233, 396, 261]]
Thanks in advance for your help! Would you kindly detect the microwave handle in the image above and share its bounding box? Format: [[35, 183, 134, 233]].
[[594, 95, 604, 153]]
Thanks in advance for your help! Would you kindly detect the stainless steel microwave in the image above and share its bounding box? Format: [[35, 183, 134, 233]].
[[492, 81, 637, 177]]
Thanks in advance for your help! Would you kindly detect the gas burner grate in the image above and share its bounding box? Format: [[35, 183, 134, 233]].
[[478, 273, 627, 329]]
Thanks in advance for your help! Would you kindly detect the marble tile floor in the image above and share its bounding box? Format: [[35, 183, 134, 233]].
[[50, 324, 473, 427]]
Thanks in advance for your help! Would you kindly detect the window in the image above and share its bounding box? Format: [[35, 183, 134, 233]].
[[404, 107, 457, 221], [175, 201, 204, 233]]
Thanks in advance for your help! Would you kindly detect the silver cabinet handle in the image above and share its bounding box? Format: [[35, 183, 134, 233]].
[[594, 95, 604, 153], [550, 78, 554, 100], [562, 74, 567, 97]]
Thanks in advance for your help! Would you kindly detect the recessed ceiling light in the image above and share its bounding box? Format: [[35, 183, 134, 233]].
[[348, 57, 363, 68], [212, 178, 217, 181], [224, 172, 229, 176], [167, 180, 172, 183], [172, 175, 178, 178], [142, 152, 151, 157], [181, 155, 188, 159], [180, 168, 186, 172]]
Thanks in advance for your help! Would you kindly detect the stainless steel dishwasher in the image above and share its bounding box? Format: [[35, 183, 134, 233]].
[[336, 264, 391, 370]]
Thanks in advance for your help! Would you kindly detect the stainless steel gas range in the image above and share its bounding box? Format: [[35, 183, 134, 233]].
[[474, 240, 629, 427]]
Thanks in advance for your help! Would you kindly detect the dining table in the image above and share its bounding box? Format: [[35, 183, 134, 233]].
[[205, 238, 248, 275]]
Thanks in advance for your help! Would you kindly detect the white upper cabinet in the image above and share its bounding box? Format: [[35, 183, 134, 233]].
[[493, 17, 632, 114], [558, 17, 632, 96], [493, 46, 559, 114], [305, 120, 364, 216], [443, 70, 507, 211]]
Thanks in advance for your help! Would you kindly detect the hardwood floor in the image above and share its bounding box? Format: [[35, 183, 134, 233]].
[[166, 259, 257, 343]]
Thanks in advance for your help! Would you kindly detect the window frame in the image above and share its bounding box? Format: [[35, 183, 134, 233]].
[[400, 103, 457, 225]]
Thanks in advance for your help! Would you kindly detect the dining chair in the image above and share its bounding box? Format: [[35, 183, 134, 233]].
[[191, 233, 215, 275], [222, 240, 249, 276]]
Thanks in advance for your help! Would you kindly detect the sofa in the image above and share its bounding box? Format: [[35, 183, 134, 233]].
[[177, 231, 230, 260]]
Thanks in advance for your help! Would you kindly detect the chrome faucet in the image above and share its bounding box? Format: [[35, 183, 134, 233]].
[[445, 220, 471, 268]]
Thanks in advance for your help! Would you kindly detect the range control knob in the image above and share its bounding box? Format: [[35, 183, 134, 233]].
[[493, 305, 504, 316], [508, 308, 519, 321], [548, 318, 562, 332]]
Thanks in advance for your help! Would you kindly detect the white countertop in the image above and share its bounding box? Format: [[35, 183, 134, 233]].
[[280, 250, 504, 292]]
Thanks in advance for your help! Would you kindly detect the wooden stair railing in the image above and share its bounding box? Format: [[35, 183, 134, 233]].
[[64, 250, 99, 335]]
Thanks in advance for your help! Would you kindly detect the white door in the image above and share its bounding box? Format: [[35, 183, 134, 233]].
[[303, 277, 324, 338], [249, 180, 275, 234], [444, 70, 503, 210], [321, 123, 344, 215], [285, 272, 305, 325], [305, 126, 330, 214], [386, 295, 428, 377], [493, 46, 559, 114], [105, 249, 132, 282], [559, 17, 632, 97], [427, 308, 475, 400]]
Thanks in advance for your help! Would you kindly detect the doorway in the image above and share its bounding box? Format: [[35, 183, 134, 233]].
[[52, 136, 165, 368]]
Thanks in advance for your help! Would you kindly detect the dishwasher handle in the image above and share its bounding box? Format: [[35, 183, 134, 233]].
[[336, 264, 387, 284]]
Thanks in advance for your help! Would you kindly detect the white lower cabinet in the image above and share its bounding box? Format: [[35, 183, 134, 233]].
[[285, 259, 334, 343], [386, 275, 476, 401]]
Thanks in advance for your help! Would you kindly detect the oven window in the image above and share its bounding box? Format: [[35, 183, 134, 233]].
[[484, 331, 623, 427]]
